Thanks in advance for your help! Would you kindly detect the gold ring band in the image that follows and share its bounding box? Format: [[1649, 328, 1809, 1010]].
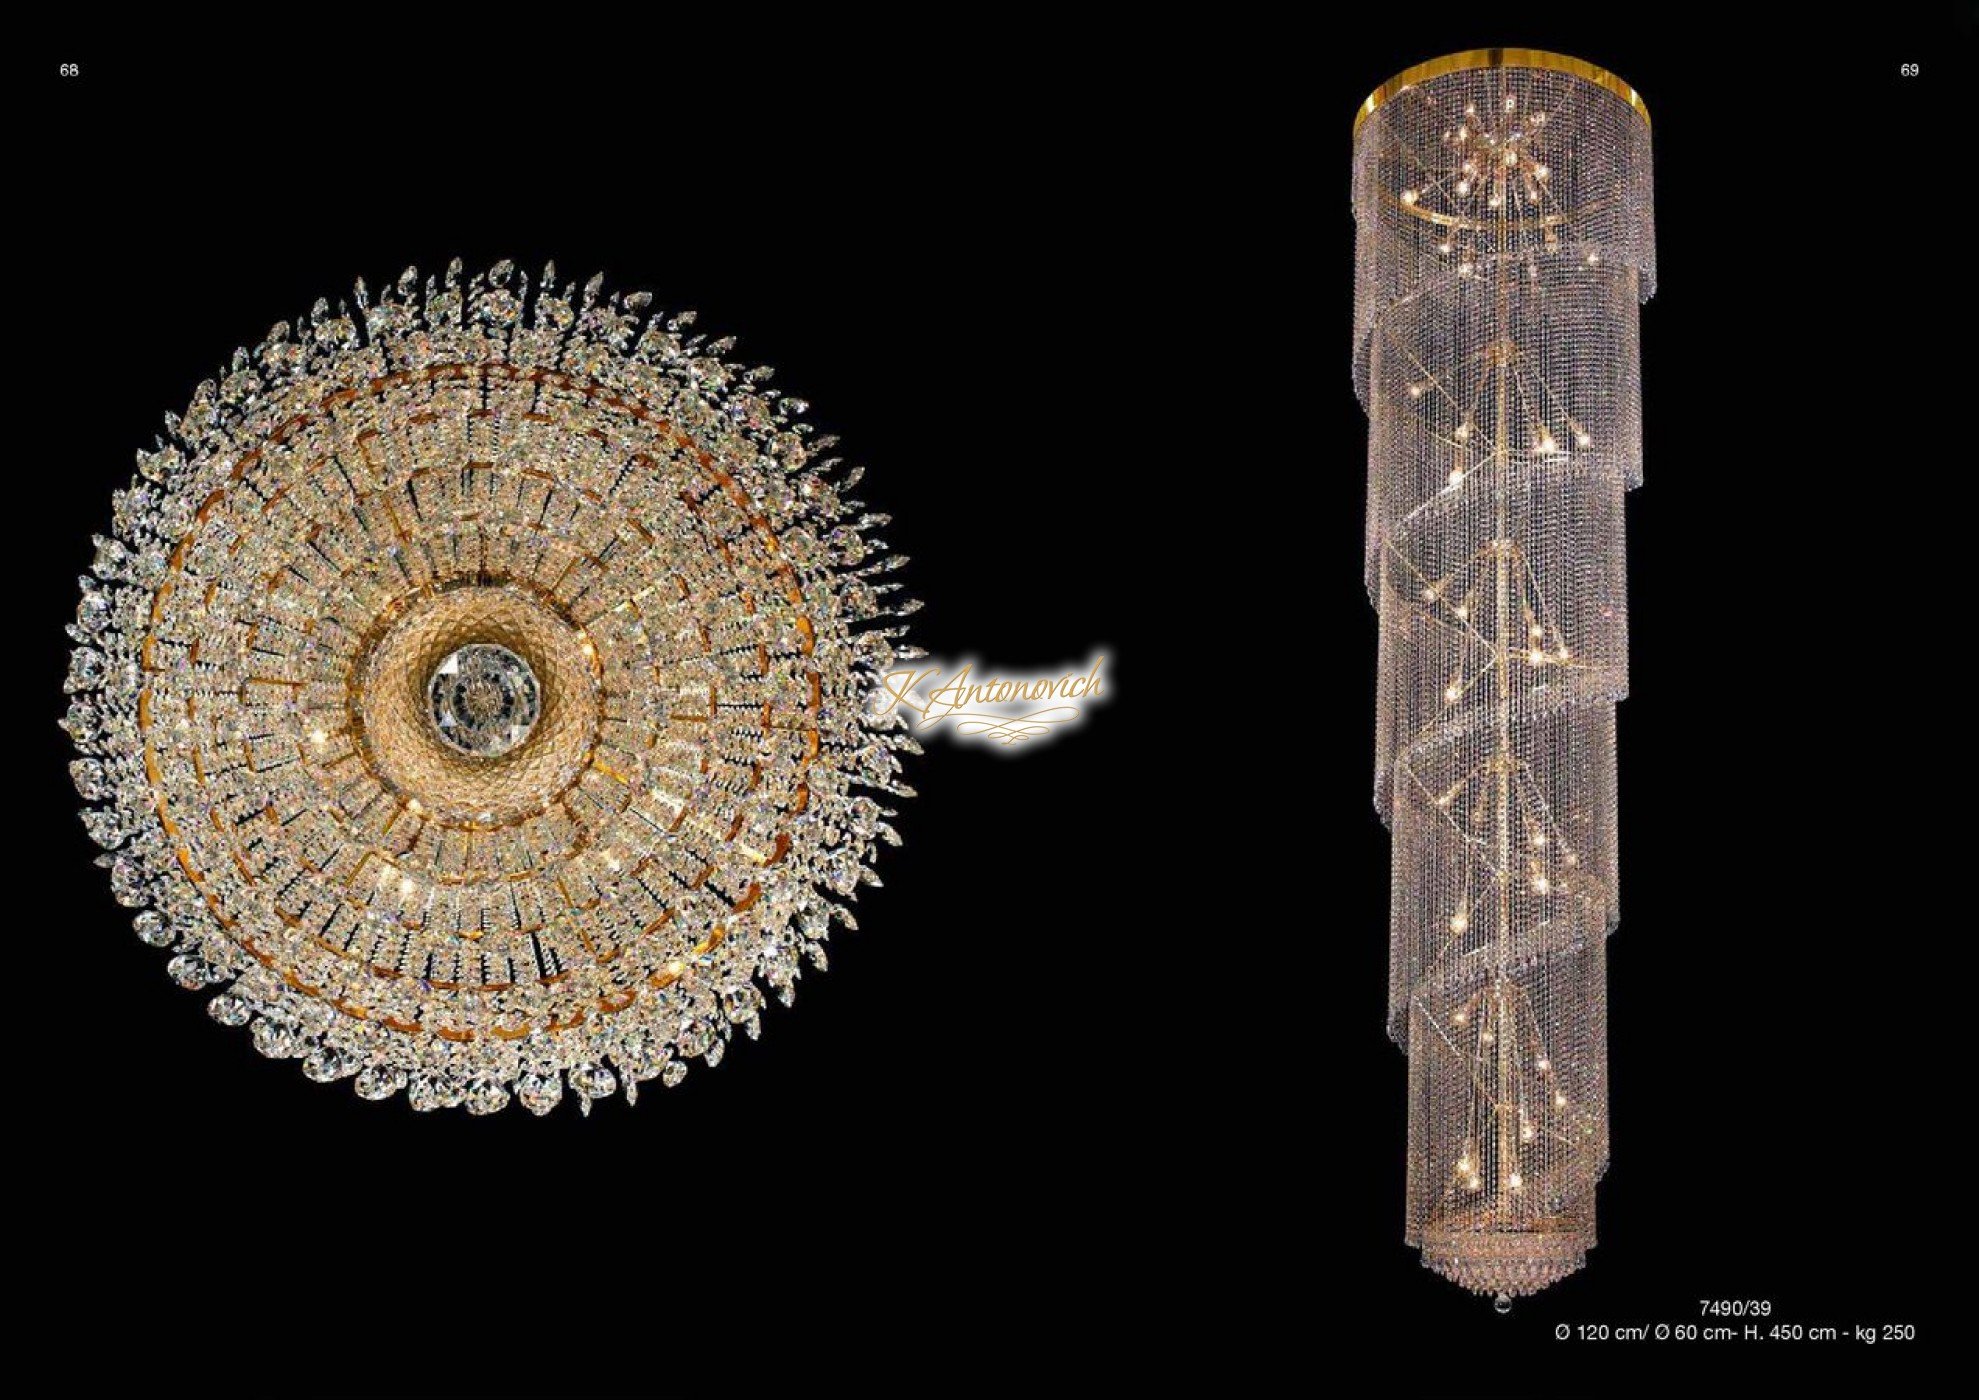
[[1354, 48, 1649, 138]]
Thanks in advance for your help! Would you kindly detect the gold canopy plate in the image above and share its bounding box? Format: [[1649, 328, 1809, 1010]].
[[1355, 48, 1650, 137]]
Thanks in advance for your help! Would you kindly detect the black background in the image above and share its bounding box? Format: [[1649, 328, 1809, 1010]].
[[24, 13, 1962, 1395]]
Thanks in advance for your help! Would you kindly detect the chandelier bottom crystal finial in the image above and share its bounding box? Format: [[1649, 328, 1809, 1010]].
[[429, 642, 540, 757]]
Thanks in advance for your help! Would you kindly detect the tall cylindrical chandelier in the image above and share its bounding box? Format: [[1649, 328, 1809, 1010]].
[[1351, 49, 1654, 1301]]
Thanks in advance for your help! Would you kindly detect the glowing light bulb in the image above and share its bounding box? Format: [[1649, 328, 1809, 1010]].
[[1455, 178, 1472, 197], [1457, 1155, 1472, 1173], [1448, 468, 1465, 487], [1464, 103, 1477, 117], [1555, 1092, 1568, 1108], [1503, 148, 1519, 166], [1453, 604, 1470, 621], [1487, 193, 1503, 209], [1529, 623, 1545, 642], [310, 728, 327, 746], [1531, 874, 1551, 895], [1532, 832, 1548, 848], [1508, 1171, 1523, 1189], [1408, 382, 1424, 398], [1452, 1010, 1468, 1026], [1575, 430, 1591, 447], [1438, 241, 1453, 255], [1453, 423, 1470, 441], [1450, 913, 1469, 935], [1537, 430, 1559, 455], [1536, 1057, 1550, 1072], [1586, 251, 1602, 266], [1520, 1123, 1536, 1143], [1556, 644, 1571, 662], [1444, 682, 1463, 702], [1401, 188, 1419, 205], [1528, 647, 1548, 665], [1534, 163, 1550, 179], [1458, 261, 1474, 277], [1503, 94, 1517, 112], [1422, 586, 1439, 602], [1467, 1175, 1483, 1192], [1480, 1030, 1495, 1045], [399, 878, 414, 896]]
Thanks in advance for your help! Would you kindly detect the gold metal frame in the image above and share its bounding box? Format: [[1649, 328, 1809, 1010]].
[[1354, 48, 1649, 137]]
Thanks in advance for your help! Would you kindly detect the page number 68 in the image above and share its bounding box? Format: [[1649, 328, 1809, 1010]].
[[1900, 62, 1920, 77], [59, 62, 79, 77]]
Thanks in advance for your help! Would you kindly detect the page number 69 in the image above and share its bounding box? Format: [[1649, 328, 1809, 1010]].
[[1900, 62, 1920, 77], [59, 62, 79, 77]]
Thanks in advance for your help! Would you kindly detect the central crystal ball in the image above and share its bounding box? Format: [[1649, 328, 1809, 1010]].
[[427, 643, 540, 757]]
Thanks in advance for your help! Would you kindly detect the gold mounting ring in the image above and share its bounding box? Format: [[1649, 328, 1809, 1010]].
[[1354, 48, 1649, 138]]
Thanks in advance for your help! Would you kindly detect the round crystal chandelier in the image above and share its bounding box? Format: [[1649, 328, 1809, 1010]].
[[63, 261, 919, 1115], [1352, 51, 1655, 1298]]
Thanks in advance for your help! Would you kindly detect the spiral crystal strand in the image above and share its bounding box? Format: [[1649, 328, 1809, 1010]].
[[64, 261, 920, 1115], [1351, 51, 1655, 1298]]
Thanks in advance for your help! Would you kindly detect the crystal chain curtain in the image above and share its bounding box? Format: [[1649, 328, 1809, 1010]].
[[1351, 50, 1655, 1300]]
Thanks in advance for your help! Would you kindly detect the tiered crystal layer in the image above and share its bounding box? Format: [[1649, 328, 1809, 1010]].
[[1352, 54, 1654, 1296], [65, 261, 920, 1115]]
